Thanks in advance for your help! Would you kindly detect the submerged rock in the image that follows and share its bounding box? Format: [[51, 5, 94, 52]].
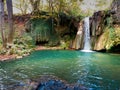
[[9, 75, 87, 90], [16, 56, 23, 59], [36, 76, 87, 90]]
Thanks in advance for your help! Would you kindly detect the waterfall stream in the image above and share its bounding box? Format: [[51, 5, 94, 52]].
[[82, 17, 92, 52]]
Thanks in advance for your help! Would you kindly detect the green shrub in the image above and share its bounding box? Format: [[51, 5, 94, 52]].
[[60, 40, 70, 49], [0, 32, 34, 56]]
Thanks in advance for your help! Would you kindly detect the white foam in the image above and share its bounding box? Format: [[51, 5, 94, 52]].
[[81, 50, 94, 52]]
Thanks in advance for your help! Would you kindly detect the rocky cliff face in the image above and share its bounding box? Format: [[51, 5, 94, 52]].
[[91, 0, 120, 52], [90, 11, 106, 50], [72, 22, 84, 49], [111, 0, 120, 24]]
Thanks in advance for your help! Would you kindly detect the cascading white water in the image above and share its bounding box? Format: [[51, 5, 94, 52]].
[[82, 17, 92, 52]]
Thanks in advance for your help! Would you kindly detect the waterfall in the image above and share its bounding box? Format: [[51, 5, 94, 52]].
[[82, 17, 92, 52]]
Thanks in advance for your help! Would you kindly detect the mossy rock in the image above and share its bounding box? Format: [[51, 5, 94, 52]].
[[94, 25, 120, 52]]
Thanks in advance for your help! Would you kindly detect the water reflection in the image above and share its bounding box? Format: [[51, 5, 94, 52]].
[[76, 52, 94, 86]]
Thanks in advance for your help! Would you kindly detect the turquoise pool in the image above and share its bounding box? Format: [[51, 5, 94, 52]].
[[0, 50, 120, 90]]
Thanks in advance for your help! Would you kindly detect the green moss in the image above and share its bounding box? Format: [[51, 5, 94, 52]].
[[105, 26, 120, 51], [27, 18, 59, 46], [60, 40, 70, 49]]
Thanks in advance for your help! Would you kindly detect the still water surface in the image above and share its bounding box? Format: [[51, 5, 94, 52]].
[[0, 50, 120, 89]]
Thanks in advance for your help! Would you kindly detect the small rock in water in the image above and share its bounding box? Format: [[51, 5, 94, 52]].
[[16, 56, 23, 59]]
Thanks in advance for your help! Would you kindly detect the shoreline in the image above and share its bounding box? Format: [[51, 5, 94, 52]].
[[0, 46, 65, 61], [0, 45, 119, 61], [0, 54, 16, 61]]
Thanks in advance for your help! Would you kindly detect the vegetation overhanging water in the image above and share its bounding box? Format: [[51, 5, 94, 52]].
[[0, 50, 120, 90]]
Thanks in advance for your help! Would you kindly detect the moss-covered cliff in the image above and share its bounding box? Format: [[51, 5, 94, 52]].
[[25, 17, 60, 46], [94, 26, 120, 52], [91, 0, 120, 52]]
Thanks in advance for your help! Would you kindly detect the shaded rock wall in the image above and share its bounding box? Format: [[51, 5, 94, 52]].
[[90, 11, 105, 37], [111, 0, 120, 24], [90, 11, 106, 50]]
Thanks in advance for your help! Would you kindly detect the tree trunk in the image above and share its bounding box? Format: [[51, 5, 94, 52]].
[[48, 0, 54, 32], [6, 0, 14, 44], [0, 0, 7, 48]]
